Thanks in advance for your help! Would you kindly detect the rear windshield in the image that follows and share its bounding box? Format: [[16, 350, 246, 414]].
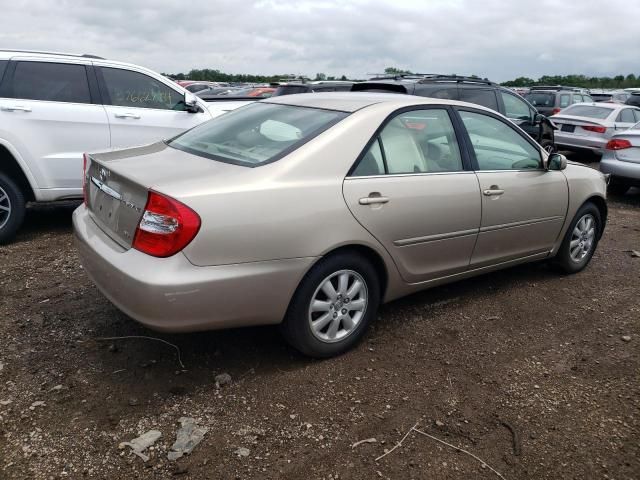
[[168, 102, 348, 166], [560, 105, 614, 119], [524, 92, 555, 107], [273, 85, 309, 96], [590, 93, 612, 102]]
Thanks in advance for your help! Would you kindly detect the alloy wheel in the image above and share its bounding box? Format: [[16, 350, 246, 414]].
[[308, 269, 368, 343], [0, 185, 11, 230], [569, 213, 596, 262]]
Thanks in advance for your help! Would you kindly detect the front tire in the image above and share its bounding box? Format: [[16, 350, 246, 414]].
[[0, 173, 26, 245], [553, 202, 601, 274], [281, 252, 380, 358]]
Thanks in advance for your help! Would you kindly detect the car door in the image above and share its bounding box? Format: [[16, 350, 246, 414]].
[[95, 65, 209, 149], [455, 108, 569, 267], [499, 90, 539, 141], [342, 107, 481, 283], [0, 59, 109, 190]]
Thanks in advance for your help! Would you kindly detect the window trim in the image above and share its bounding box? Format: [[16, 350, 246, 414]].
[[346, 105, 473, 178], [95, 66, 188, 112], [452, 106, 544, 172], [1, 60, 95, 105]]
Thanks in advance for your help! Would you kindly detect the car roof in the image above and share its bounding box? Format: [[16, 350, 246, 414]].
[[263, 91, 491, 113]]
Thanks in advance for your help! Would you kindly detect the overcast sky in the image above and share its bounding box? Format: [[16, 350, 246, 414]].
[[2, 0, 639, 81]]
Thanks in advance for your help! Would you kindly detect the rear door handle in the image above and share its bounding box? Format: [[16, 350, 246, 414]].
[[114, 112, 141, 119], [483, 187, 505, 196], [359, 195, 390, 205], [1, 105, 31, 112]]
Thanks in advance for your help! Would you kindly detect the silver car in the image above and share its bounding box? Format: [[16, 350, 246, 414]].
[[600, 121, 640, 194], [74, 93, 608, 357], [553, 102, 640, 155]]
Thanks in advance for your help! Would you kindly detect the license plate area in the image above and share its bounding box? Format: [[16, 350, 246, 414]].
[[561, 124, 575, 133]]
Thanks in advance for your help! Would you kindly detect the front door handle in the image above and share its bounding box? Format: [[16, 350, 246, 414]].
[[114, 112, 141, 119], [1, 105, 32, 112], [483, 185, 505, 196], [359, 195, 390, 205]]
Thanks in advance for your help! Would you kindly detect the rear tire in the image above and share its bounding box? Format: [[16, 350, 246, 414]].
[[281, 252, 380, 358], [553, 202, 601, 274], [0, 173, 26, 245]]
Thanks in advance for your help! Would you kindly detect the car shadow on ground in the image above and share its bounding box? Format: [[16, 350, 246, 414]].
[[14, 200, 80, 243]]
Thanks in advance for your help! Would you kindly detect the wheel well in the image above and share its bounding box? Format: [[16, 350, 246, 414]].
[[0, 145, 35, 202], [585, 195, 607, 239], [321, 245, 389, 298]]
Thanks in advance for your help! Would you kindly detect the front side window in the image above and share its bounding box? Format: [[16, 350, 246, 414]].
[[459, 110, 541, 171], [351, 109, 463, 176], [9, 61, 91, 104], [100, 67, 185, 110], [572, 94, 584, 104], [169, 102, 347, 166], [501, 91, 531, 120], [459, 89, 498, 110]]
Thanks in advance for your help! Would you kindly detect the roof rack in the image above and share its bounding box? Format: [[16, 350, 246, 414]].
[[367, 73, 494, 85], [0, 49, 105, 60]]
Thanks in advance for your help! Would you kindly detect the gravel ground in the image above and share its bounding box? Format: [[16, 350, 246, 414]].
[[1, 171, 639, 480]]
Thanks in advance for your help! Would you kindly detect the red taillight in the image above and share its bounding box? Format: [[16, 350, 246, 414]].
[[552, 108, 561, 115], [606, 139, 632, 150], [582, 125, 606, 134], [82, 153, 89, 206], [132, 191, 201, 258]]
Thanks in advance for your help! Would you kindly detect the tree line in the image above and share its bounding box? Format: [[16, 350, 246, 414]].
[[165, 67, 640, 89], [502, 74, 640, 89]]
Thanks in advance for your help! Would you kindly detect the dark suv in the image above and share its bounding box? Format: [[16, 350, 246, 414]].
[[272, 81, 354, 97], [524, 87, 593, 116], [352, 75, 557, 152]]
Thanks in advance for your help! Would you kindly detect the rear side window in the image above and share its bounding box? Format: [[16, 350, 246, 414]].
[[169, 102, 347, 166], [459, 110, 541, 171], [416, 86, 457, 100], [561, 105, 613, 119], [617, 109, 636, 123], [100, 67, 186, 110], [459, 89, 498, 111], [274, 85, 308, 96], [351, 109, 463, 176], [572, 94, 583, 104], [0, 60, 7, 85], [559, 94, 571, 108], [634, 110, 640, 122], [9, 61, 91, 104], [525, 92, 554, 107]]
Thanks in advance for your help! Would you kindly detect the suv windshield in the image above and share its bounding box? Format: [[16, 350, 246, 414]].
[[168, 103, 347, 166], [524, 92, 555, 107], [560, 105, 614, 119]]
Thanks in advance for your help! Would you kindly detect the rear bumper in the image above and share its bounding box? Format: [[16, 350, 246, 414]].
[[600, 157, 640, 184], [73, 205, 315, 332], [555, 132, 607, 154]]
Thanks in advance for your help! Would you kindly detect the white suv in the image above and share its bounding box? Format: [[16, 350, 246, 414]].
[[0, 50, 252, 243]]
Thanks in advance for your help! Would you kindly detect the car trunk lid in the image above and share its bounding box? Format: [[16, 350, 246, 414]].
[[551, 115, 611, 137], [85, 142, 247, 249]]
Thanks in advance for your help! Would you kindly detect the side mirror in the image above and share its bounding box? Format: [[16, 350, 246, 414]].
[[184, 91, 200, 113], [547, 152, 567, 171]]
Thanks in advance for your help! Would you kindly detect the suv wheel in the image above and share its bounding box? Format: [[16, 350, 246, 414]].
[[281, 252, 380, 358], [0, 173, 27, 244], [608, 180, 630, 196]]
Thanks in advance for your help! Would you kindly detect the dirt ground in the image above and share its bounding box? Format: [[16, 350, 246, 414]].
[[1, 168, 639, 480]]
